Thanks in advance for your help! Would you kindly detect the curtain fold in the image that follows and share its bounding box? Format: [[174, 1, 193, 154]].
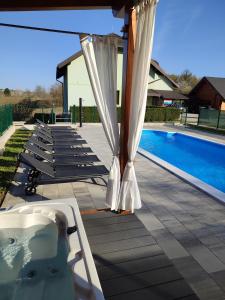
[[80, 0, 158, 213], [81, 36, 120, 210], [117, 0, 158, 212]]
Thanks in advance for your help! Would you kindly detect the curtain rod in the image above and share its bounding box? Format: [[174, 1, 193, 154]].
[[0, 22, 123, 38]]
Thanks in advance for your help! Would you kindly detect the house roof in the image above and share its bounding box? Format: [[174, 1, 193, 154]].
[[148, 89, 189, 100], [56, 51, 180, 88], [57, 51, 83, 79], [148, 89, 188, 100], [189, 76, 225, 100], [56, 33, 123, 79], [150, 60, 179, 88], [205, 77, 225, 99], [0, 0, 130, 12]]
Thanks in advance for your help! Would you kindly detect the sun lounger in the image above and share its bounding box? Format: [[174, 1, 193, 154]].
[[34, 127, 81, 139], [35, 125, 78, 137], [19, 153, 108, 195], [33, 130, 86, 146], [24, 142, 100, 166], [36, 119, 73, 131], [29, 137, 93, 154]]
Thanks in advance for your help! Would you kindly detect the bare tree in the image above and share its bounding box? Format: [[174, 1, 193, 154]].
[[50, 83, 63, 107], [170, 70, 199, 94]]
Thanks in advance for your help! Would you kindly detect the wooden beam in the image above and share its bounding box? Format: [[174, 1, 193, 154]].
[[119, 7, 136, 176], [0, 0, 127, 11]]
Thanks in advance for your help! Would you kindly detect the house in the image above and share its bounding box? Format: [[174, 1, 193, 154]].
[[189, 76, 225, 112], [56, 48, 187, 111], [147, 60, 188, 107]]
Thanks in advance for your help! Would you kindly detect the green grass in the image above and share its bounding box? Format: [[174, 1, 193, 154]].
[[188, 124, 225, 136], [0, 129, 32, 205]]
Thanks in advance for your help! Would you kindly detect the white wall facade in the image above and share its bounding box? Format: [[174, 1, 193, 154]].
[[64, 53, 174, 109], [67, 53, 123, 108], [148, 67, 174, 91]]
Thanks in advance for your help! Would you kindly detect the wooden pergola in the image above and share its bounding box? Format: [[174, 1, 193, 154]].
[[0, 0, 136, 177]]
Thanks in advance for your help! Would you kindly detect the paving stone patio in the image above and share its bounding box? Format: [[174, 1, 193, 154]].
[[2, 123, 225, 299]]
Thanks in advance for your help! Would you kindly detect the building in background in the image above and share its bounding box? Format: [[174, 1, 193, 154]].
[[189, 77, 225, 113], [56, 44, 187, 111]]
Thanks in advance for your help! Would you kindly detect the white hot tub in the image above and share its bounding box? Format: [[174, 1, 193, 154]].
[[0, 198, 104, 300]]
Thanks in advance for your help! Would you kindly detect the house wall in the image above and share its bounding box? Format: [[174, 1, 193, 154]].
[[64, 53, 174, 109], [189, 80, 223, 113], [148, 67, 174, 91], [221, 102, 225, 110], [67, 53, 123, 108]]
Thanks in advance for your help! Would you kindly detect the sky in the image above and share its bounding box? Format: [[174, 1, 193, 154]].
[[0, 0, 225, 90]]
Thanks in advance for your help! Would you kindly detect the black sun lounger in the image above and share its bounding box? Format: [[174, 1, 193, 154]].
[[35, 125, 78, 137], [19, 152, 108, 195], [24, 143, 100, 166], [29, 137, 93, 155], [33, 131, 87, 146], [36, 119, 73, 131], [34, 127, 82, 139]]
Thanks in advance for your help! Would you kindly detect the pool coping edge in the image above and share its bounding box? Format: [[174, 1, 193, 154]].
[[138, 147, 225, 205]]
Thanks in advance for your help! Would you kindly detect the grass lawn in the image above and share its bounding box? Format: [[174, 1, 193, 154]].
[[0, 129, 32, 205]]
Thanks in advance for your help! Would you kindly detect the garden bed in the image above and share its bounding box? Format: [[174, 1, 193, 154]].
[[0, 129, 31, 205]]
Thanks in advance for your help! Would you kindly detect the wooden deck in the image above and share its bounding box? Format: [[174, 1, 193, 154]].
[[82, 210, 199, 300]]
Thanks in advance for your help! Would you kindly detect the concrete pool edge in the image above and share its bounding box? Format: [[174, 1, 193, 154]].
[[138, 147, 225, 204]]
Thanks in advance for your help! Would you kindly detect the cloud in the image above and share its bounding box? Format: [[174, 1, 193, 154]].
[[182, 5, 203, 35], [153, 1, 203, 56], [153, 1, 181, 55]]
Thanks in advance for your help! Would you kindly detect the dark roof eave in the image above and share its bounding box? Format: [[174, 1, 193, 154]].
[[150, 60, 179, 88], [148, 89, 189, 100], [56, 50, 83, 79], [189, 76, 225, 99], [0, 0, 132, 12]]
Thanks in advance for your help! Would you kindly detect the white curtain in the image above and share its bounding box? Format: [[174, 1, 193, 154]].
[[117, 0, 158, 212], [81, 36, 120, 210]]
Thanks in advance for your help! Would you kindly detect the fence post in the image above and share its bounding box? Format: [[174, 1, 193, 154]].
[[79, 98, 83, 127], [71, 105, 76, 124], [216, 109, 221, 129], [197, 108, 200, 126], [184, 107, 188, 126], [41, 107, 44, 123]]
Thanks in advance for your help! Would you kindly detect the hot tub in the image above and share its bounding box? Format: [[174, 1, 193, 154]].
[[0, 198, 104, 300]]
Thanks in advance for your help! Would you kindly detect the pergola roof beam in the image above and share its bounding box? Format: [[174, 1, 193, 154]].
[[0, 0, 133, 12]]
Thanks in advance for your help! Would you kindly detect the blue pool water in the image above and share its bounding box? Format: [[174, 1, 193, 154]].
[[140, 130, 225, 193]]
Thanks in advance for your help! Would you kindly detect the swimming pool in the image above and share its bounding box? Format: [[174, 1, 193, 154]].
[[139, 130, 225, 198]]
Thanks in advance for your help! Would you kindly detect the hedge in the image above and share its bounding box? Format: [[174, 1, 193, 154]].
[[70, 106, 180, 123]]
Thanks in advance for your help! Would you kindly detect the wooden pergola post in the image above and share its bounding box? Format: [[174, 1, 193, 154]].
[[119, 7, 137, 176]]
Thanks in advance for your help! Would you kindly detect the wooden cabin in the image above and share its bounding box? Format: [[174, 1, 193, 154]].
[[189, 76, 225, 112]]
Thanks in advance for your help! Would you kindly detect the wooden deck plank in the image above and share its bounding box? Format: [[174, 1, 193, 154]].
[[100, 266, 182, 297], [83, 214, 136, 227], [82, 211, 199, 300], [85, 220, 143, 236], [106, 280, 197, 300], [90, 235, 156, 254], [87, 227, 150, 245], [96, 254, 172, 280], [93, 244, 164, 267]]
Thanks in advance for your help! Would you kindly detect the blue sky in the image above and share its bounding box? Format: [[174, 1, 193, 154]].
[[0, 0, 225, 90]]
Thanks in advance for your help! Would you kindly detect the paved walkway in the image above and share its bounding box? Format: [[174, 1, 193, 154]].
[[2, 124, 225, 299]]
